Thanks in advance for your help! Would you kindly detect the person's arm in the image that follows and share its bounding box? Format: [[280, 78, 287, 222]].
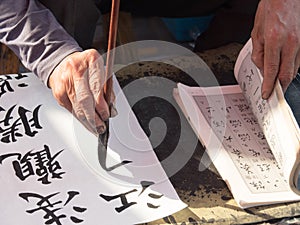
[[0, 0, 81, 84], [251, 0, 300, 99], [0, 0, 111, 134]]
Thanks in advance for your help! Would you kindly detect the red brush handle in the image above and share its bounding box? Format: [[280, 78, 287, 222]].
[[104, 0, 120, 105]]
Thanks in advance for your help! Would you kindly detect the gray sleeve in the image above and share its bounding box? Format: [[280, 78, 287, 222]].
[[0, 0, 82, 85]]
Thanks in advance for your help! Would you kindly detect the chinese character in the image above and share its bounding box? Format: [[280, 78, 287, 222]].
[[256, 163, 271, 172], [0, 145, 65, 184], [231, 148, 243, 159], [224, 135, 233, 143], [99, 181, 163, 213], [234, 103, 250, 113], [249, 181, 265, 190], [220, 106, 232, 114], [206, 106, 215, 114], [240, 162, 253, 174], [246, 69, 254, 83], [248, 148, 261, 157], [243, 116, 258, 126], [0, 104, 42, 143], [0, 75, 13, 98], [0, 74, 28, 98], [229, 119, 242, 128], [237, 133, 251, 142], [19, 191, 87, 225]]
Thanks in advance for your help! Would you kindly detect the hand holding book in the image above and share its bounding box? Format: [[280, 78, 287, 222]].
[[174, 39, 300, 208]]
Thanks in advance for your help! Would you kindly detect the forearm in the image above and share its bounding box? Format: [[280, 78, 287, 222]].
[[0, 0, 82, 85]]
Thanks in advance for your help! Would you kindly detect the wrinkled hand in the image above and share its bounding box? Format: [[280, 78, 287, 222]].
[[251, 0, 300, 99], [49, 49, 115, 134]]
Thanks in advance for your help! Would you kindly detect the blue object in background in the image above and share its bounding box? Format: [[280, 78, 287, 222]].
[[162, 15, 214, 42], [285, 73, 300, 127]]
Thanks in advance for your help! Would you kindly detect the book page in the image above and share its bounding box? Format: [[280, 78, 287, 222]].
[[175, 84, 300, 207], [234, 39, 300, 193], [194, 92, 288, 193]]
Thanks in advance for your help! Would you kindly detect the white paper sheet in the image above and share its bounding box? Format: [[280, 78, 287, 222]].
[[0, 73, 186, 225]]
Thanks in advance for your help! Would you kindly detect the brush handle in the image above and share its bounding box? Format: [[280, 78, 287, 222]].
[[104, 0, 120, 108]]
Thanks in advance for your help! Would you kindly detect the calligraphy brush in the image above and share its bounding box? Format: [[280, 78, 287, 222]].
[[98, 0, 120, 171]]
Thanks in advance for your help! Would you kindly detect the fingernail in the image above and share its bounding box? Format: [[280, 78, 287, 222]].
[[262, 91, 269, 99], [97, 125, 106, 134], [100, 111, 109, 121], [110, 104, 118, 117]]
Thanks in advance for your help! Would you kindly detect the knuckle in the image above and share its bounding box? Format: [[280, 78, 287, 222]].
[[65, 59, 85, 78], [75, 109, 85, 120], [287, 32, 300, 46], [87, 48, 98, 55], [64, 57, 77, 69], [265, 27, 281, 43], [77, 94, 92, 106], [86, 49, 101, 61], [266, 62, 279, 74], [59, 72, 71, 84], [279, 72, 294, 83], [64, 56, 88, 78]]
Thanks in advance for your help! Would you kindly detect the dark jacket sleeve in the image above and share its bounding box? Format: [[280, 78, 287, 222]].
[[0, 0, 82, 85]]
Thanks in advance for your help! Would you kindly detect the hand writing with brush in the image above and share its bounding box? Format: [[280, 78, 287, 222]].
[[49, 0, 120, 171], [48, 49, 117, 135], [49, 0, 119, 137]]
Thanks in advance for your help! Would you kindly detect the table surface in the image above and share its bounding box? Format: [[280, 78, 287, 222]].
[[115, 43, 300, 225]]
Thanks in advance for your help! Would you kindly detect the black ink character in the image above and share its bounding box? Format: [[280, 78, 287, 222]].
[[243, 116, 258, 126], [0, 74, 28, 98], [240, 162, 253, 174], [257, 103, 264, 114], [234, 103, 250, 113], [19, 191, 87, 225], [246, 69, 254, 84], [237, 133, 251, 142], [231, 148, 243, 159], [256, 163, 271, 172], [224, 135, 233, 143], [100, 189, 138, 213], [0, 145, 64, 184], [99, 181, 163, 213], [15, 73, 29, 88], [254, 131, 265, 140], [220, 106, 232, 114], [15, 73, 28, 80], [0, 75, 13, 98], [249, 181, 265, 190], [0, 104, 42, 143], [229, 119, 242, 128], [231, 98, 239, 103], [206, 106, 215, 114], [248, 148, 261, 157]]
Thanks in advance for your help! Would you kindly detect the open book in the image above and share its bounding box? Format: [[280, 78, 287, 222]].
[[173, 39, 300, 208]]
